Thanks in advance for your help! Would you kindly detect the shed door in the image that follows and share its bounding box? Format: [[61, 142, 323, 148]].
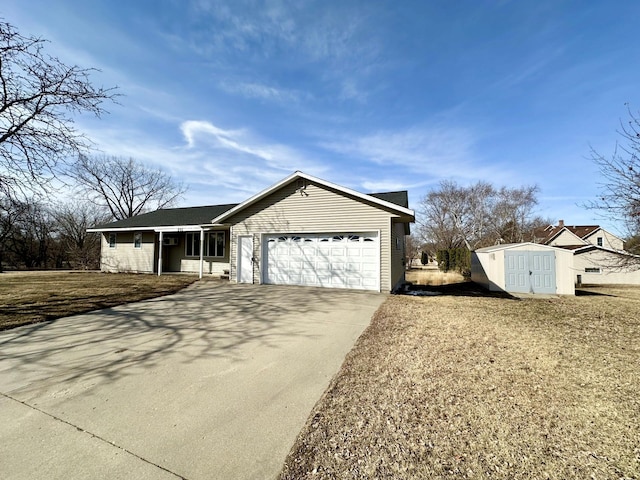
[[263, 233, 379, 291], [505, 251, 556, 294]]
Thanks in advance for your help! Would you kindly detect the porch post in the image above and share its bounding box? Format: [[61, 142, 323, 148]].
[[158, 231, 164, 276], [199, 227, 204, 279]]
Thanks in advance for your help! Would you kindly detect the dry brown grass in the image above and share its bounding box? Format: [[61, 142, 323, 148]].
[[406, 266, 465, 286], [0, 271, 198, 330], [280, 284, 640, 479]]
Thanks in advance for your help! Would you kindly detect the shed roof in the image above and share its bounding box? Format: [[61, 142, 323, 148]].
[[474, 242, 570, 253]]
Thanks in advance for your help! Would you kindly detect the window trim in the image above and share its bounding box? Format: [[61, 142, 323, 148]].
[[108, 233, 117, 248], [185, 231, 226, 258], [596, 237, 603, 247], [134, 232, 142, 249]]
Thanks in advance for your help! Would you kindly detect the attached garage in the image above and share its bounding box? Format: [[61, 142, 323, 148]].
[[262, 233, 379, 290], [471, 243, 575, 295]]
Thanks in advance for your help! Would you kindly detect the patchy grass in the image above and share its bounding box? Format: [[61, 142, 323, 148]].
[[279, 284, 640, 479], [406, 267, 466, 286], [0, 271, 198, 330]]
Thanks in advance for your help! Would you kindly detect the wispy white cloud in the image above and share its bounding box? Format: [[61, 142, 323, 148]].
[[169, 0, 385, 104], [361, 178, 435, 193], [321, 125, 496, 178], [179, 120, 325, 173], [217, 80, 305, 103]]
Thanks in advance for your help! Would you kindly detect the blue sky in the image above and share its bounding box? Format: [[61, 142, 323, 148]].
[[4, 1, 639, 234]]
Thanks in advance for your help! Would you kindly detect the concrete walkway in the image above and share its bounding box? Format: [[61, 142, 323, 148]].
[[0, 282, 385, 480]]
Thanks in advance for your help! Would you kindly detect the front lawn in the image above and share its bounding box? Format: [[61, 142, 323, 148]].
[[0, 271, 198, 330], [280, 284, 640, 479]]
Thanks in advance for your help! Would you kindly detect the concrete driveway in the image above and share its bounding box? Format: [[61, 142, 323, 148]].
[[0, 282, 385, 480]]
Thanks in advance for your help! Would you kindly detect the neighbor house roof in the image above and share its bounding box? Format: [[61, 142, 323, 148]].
[[90, 204, 238, 231], [553, 244, 589, 251], [534, 223, 601, 244], [571, 244, 639, 257]]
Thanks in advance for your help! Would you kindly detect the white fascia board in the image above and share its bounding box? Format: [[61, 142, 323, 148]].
[[211, 171, 415, 223], [87, 224, 226, 233], [87, 226, 158, 233]]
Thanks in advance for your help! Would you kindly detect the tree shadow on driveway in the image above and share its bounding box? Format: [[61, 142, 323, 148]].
[[0, 282, 380, 395]]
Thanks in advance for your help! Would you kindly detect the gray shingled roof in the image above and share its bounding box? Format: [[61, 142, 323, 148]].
[[94, 189, 410, 230], [369, 191, 409, 208], [95, 204, 238, 229]]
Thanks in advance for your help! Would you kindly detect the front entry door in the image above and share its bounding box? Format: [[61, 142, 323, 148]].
[[238, 235, 253, 283]]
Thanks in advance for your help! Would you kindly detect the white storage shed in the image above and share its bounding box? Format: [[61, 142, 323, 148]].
[[471, 243, 575, 295]]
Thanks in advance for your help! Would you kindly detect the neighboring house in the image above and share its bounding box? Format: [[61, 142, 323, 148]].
[[533, 220, 640, 285], [533, 220, 624, 250], [88, 171, 415, 292]]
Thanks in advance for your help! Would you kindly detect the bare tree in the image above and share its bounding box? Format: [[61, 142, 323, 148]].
[[54, 200, 108, 269], [417, 180, 541, 252], [587, 106, 640, 255], [73, 155, 186, 220], [488, 185, 541, 244], [405, 233, 422, 269], [0, 194, 27, 271], [0, 21, 118, 196], [3, 198, 54, 269], [417, 181, 468, 251]]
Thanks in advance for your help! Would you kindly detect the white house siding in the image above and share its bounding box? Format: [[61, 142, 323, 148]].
[[179, 258, 230, 275], [574, 249, 640, 285], [472, 243, 575, 295], [583, 229, 624, 250], [100, 232, 155, 273], [226, 181, 403, 292]]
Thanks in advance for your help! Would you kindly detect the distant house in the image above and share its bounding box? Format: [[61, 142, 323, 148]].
[[533, 220, 624, 250], [533, 220, 640, 285], [88, 171, 415, 293]]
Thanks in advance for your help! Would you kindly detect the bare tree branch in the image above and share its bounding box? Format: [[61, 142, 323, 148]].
[[586, 106, 640, 244], [0, 20, 118, 197], [417, 180, 542, 252], [73, 155, 186, 220]]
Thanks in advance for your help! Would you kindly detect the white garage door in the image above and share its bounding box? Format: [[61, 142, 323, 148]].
[[263, 233, 379, 291]]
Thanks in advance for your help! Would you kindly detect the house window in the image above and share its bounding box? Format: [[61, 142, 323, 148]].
[[597, 237, 603, 246], [585, 267, 601, 274], [207, 231, 225, 257], [186, 232, 226, 257], [395, 237, 402, 250], [134, 233, 142, 249], [108, 233, 117, 248]]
